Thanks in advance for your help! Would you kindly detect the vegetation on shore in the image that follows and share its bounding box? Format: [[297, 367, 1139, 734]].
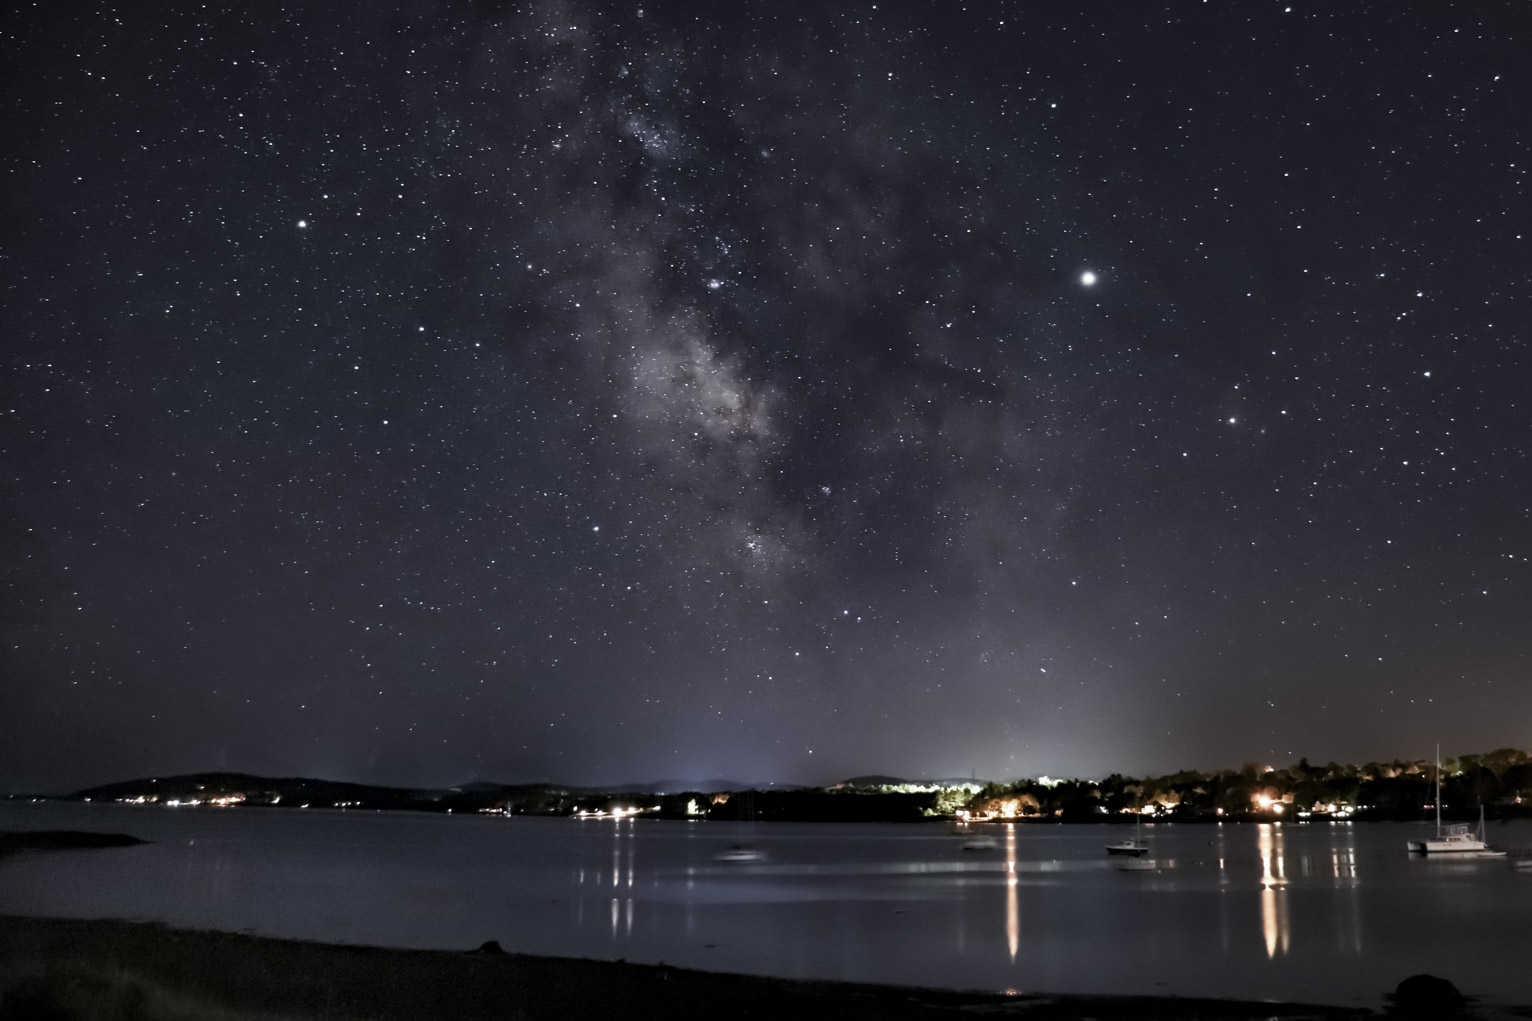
[[965, 750, 1532, 823]]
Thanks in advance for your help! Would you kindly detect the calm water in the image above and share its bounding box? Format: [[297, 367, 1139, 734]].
[[3, 801, 1531, 1007]]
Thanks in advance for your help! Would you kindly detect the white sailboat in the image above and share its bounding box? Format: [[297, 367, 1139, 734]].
[[714, 844, 767, 862], [1106, 813, 1149, 856], [714, 790, 768, 863], [960, 829, 999, 851], [1406, 747, 1493, 854]]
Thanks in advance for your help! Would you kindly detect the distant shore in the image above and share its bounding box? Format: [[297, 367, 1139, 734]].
[[20, 753, 1530, 825], [0, 914, 1398, 1021]]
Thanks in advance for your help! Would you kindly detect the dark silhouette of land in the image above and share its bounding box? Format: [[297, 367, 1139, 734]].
[[35, 747, 1532, 823], [0, 830, 146, 858]]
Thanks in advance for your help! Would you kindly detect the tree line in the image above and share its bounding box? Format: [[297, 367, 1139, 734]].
[[965, 749, 1532, 822]]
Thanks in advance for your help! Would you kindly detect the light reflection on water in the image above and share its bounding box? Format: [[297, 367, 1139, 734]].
[[1, 802, 1529, 1007], [1005, 823, 1019, 962], [1258, 822, 1289, 959]]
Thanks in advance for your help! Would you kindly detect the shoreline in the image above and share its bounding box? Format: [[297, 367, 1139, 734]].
[[13, 800, 1532, 825], [0, 914, 1396, 1021]]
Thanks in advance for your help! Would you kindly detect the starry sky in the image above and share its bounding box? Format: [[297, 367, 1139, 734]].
[[3, 2, 1530, 794]]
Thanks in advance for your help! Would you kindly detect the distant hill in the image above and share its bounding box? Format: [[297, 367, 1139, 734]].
[[456, 778, 784, 795], [60, 772, 822, 816], [71, 772, 438, 810], [451, 781, 572, 795], [838, 775, 909, 787], [835, 776, 987, 790], [66, 772, 972, 808], [592, 779, 766, 794]]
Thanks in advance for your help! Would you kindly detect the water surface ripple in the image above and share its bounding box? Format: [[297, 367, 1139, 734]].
[[3, 802, 1530, 1007]]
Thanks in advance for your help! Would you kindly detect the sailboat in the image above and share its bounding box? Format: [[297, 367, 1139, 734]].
[[714, 844, 767, 862], [1406, 747, 1493, 854], [714, 790, 768, 863], [960, 827, 1000, 851], [1106, 813, 1149, 856]]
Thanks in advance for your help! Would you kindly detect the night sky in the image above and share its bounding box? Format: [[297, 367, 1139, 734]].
[[4, 2, 1529, 794]]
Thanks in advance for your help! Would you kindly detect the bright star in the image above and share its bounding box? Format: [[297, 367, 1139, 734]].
[[1080, 271, 1097, 286]]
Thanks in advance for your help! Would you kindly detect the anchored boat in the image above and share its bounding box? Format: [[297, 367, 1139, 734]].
[[1406, 747, 1496, 855], [1106, 815, 1149, 856]]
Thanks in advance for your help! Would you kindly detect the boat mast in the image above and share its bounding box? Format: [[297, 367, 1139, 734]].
[[1434, 744, 1442, 838]]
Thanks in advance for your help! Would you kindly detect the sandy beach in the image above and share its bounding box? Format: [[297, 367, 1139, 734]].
[[0, 913, 1464, 1021], [4, 831, 1530, 1019]]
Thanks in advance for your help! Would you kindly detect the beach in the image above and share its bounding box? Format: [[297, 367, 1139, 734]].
[[1, 914, 1391, 1021]]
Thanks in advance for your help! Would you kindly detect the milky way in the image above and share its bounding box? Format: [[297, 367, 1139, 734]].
[[3, 2, 1529, 792]]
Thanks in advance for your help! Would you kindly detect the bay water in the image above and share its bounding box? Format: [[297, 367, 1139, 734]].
[[3, 801, 1530, 1007]]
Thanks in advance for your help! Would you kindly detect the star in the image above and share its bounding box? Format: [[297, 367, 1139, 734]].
[[4, 0, 1525, 804]]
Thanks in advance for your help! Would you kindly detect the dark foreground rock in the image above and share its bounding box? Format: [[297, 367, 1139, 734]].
[[1391, 974, 1465, 1018], [0, 915, 1402, 1021]]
